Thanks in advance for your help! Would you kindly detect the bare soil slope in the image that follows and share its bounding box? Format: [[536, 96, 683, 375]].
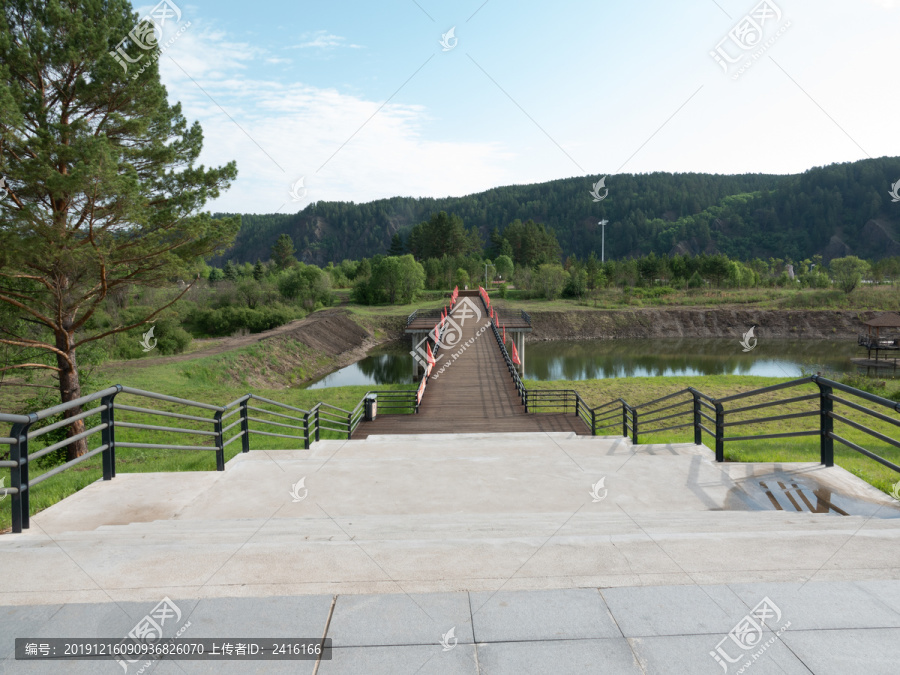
[[527, 309, 879, 341]]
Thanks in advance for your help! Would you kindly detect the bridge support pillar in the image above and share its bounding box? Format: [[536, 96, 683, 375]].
[[517, 332, 525, 375]]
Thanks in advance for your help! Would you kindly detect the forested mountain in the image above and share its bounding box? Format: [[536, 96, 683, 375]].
[[214, 157, 900, 265]]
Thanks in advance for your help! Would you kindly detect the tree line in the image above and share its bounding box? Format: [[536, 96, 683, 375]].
[[214, 157, 900, 267]]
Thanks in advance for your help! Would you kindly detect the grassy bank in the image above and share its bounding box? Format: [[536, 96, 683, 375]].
[[485, 285, 900, 312]]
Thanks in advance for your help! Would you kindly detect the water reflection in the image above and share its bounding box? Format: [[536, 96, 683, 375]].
[[304, 338, 861, 389], [306, 344, 418, 389], [524, 339, 858, 381]]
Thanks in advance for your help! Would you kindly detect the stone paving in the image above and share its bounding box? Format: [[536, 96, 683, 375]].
[[3, 582, 900, 673]]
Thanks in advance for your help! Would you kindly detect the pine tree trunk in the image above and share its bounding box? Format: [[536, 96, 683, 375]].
[[55, 329, 88, 461]]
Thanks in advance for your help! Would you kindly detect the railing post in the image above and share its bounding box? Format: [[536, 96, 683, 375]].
[[692, 390, 702, 446], [347, 411, 352, 440], [715, 402, 725, 463], [818, 381, 834, 467], [631, 407, 638, 445], [524, 389, 529, 413], [622, 403, 628, 438], [314, 407, 320, 443], [9, 417, 34, 534], [213, 411, 225, 471], [240, 398, 250, 453], [100, 386, 121, 481], [591, 408, 596, 437], [303, 412, 311, 449]]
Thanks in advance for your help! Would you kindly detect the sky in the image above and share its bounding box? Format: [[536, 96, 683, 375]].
[[133, 0, 900, 214]]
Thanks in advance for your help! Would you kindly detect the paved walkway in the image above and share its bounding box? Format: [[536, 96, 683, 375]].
[[3, 581, 900, 673], [2, 434, 899, 672]]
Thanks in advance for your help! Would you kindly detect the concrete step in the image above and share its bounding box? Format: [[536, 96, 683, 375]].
[[3, 433, 898, 605]]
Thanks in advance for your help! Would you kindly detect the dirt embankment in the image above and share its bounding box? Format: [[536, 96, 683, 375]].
[[228, 309, 383, 389], [112, 309, 392, 389], [526, 309, 878, 341]]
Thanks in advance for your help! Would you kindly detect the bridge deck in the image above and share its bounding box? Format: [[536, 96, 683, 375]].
[[355, 305, 586, 438], [406, 306, 531, 332]]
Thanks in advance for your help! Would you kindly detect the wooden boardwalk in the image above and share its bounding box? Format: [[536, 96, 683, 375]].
[[353, 305, 588, 438]]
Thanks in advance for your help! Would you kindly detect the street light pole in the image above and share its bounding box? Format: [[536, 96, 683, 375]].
[[600, 220, 609, 263]]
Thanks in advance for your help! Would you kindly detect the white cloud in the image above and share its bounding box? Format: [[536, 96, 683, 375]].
[[291, 30, 363, 50], [157, 24, 514, 213]]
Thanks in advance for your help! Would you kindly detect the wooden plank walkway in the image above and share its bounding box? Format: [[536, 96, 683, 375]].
[[353, 304, 588, 438], [407, 307, 531, 332]]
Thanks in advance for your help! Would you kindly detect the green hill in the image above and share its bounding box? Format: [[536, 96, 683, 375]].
[[214, 157, 900, 265]]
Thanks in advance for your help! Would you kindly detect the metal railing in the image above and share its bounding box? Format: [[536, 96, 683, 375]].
[[533, 377, 900, 477], [482, 305, 900, 485], [407, 309, 447, 327], [412, 307, 457, 408], [1, 385, 417, 533], [490, 317, 526, 405]]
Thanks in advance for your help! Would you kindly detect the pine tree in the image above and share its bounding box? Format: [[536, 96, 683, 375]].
[[271, 234, 296, 269], [223, 261, 238, 281], [388, 232, 405, 256], [0, 0, 238, 459]]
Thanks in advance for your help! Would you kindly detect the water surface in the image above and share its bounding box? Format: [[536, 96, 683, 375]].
[[305, 338, 865, 388]]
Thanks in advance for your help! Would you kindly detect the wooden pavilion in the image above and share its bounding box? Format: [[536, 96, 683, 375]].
[[857, 312, 900, 364]]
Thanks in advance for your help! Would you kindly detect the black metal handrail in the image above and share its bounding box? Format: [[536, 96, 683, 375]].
[[484, 321, 900, 483], [1, 383, 420, 533]]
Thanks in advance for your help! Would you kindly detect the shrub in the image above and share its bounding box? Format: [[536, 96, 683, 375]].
[[191, 306, 297, 336]]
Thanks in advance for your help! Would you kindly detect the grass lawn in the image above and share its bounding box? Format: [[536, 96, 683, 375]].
[[483, 285, 900, 312]]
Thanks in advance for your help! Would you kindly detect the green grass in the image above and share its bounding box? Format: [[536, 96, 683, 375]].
[[491, 284, 900, 311], [527, 375, 900, 497]]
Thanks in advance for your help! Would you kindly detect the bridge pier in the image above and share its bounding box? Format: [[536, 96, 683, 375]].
[[406, 330, 431, 378], [516, 331, 525, 375]]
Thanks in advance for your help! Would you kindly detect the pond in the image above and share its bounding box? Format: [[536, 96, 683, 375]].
[[304, 338, 865, 389]]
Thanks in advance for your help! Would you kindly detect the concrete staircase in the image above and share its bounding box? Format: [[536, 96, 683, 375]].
[[3, 433, 899, 606]]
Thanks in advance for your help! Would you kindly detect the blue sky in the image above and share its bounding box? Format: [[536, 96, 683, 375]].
[[137, 0, 900, 213]]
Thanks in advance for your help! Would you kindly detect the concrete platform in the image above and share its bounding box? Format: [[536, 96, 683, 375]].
[[3, 582, 900, 673], [2, 433, 899, 672]]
